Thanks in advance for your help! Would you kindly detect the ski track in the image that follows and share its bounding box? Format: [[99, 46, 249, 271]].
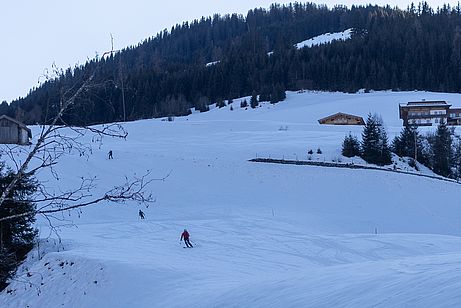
[[3, 90, 461, 307]]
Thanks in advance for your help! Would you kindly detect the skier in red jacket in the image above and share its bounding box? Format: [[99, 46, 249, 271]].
[[180, 229, 193, 248]]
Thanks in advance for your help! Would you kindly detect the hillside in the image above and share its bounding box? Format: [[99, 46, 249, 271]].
[[2, 90, 461, 307], [4, 2, 461, 125]]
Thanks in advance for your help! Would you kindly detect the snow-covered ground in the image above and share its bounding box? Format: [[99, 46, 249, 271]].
[[3, 90, 461, 307], [295, 28, 353, 49]]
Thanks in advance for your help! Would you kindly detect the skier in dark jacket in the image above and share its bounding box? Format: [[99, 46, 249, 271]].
[[138, 209, 145, 219], [108, 150, 113, 159], [180, 229, 193, 248]]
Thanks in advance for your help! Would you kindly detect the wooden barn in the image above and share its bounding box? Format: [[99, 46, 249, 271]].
[[318, 112, 365, 125], [0, 115, 32, 145]]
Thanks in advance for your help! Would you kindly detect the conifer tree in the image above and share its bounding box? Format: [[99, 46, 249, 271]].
[[452, 139, 461, 179], [392, 125, 424, 163], [250, 92, 259, 108], [432, 121, 452, 177], [0, 165, 37, 289], [342, 133, 361, 157], [216, 98, 226, 108], [361, 114, 392, 165]]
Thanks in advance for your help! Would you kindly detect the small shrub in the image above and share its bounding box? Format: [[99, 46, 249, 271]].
[[307, 149, 313, 155], [316, 148, 322, 154]]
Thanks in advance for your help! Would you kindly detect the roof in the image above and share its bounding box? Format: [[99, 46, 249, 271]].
[[400, 103, 451, 109], [318, 112, 364, 123], [0, 115, 32, 137], [318, 112, 363, 121], [407, 100, 447, 105]]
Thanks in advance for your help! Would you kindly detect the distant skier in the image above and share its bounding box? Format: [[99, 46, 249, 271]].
[[108, 150, 113, 159], [180, 229, 193, 248], [138, 209, 145, 219]]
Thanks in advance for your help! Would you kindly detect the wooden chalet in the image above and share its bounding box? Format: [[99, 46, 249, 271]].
[[318, 112, 365, 125]]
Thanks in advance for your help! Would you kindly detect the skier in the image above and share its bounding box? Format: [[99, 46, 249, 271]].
[[180, 229, 193, 248], [108, 150, 113, 159], [139, 209, 145, 219]]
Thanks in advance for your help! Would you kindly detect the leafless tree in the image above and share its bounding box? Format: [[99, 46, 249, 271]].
[[0, 50, 159, 226]]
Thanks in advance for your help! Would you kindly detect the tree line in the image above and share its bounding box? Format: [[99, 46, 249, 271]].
[[3, 2, 461, 125], [342, 115, 461, 179]]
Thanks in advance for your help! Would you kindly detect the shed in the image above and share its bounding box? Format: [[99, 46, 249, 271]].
[[318, 112, 365, 125], [0, 115, 32, 145]]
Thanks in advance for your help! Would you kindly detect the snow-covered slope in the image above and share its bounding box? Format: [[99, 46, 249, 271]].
[[295, 28, 353, 49], [2, 90, 461, 307]]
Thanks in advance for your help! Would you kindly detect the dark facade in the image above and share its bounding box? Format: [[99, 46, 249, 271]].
[[398, 100, 459, 126], [0, 115, 32, 145]]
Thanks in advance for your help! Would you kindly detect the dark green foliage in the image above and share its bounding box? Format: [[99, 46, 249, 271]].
[[240, 99, 248, 108], [392, 125, 425, 163], [307, 149, 313, 155], [216, 98, 226, 108], [361, 114, 392, 166], [316, 148, 322, 154], [259, 86, 271, 102], [0, 166, 37, 290], [6, 3, 461, 125], [452, 139, 461, 179], [250, 92, 259, 108], [270, 84, 286, 104], [342, 133, 361, 157], [432, 121, 453, 177]]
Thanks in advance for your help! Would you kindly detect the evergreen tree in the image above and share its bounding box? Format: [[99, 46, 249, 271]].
[[270, 84, 286, 104], [452, 138, 461, 179], [216, 98, 226, 108], [361, 114, 392, 165], [432, 121, 453, 177], [240, 99, 248, 108], [392, 125, 425, 163], [250, 92, 259, 108], [342, 133, 361, 157], [0, 165, 37, 289]]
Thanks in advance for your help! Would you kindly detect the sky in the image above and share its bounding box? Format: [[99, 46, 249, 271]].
[[0, 0, 456, 103]]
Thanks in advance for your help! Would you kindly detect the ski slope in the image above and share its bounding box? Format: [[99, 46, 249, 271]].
[[2, 90, 461, 307]]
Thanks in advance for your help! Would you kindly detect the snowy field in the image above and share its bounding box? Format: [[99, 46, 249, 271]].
[[3, 91, 461, 307]]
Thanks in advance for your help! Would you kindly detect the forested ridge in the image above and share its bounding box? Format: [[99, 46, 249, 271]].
[[3, 1, 461, 125]]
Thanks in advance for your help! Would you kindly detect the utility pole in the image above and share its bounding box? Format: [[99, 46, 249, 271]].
[[109, 34, 126, 122], [119, 54, 126, 122]]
